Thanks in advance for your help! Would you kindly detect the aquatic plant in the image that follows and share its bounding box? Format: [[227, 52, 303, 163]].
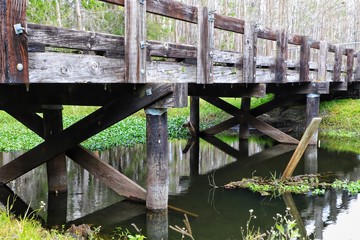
[[170, 214, 195, 240]]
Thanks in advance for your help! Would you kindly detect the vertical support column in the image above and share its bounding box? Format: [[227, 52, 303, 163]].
[[355, 52, 360, 82], [0, 0, 28, 83], [190, 97, 200, 176], [304, 146, 318, 174], [190, 96, 200, 135], [333, 45, 343, 82], [346, 49, 354, 82], [306, 94, 320, 145], [243, 22, 257, 83], [43, 106, 67, 193], [318, 41, 328, 82], [300, 36, 310, 82], [146, 108, 168, 211], [197, 6, 214, 84], [125, 0, 146, 83], [275, 30, 288, 83], [239, 97, 251, 140]]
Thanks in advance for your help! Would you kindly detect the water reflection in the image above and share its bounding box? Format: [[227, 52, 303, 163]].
[[1, 137, 360, 239]]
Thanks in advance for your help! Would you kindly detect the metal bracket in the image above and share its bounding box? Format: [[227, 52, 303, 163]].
[[208, 10, 216, 23], [139, 0, 146, 4], [140, 41, 147, 49], [14, 23, 25, 35]]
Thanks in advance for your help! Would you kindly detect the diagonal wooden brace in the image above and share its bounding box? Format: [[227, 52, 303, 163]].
[[202, 97, 299, 144], [0, 84, 173, 197], [7, 110, 146, 202]]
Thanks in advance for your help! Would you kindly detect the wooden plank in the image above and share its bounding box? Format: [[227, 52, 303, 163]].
[[188, 83, 266, 98], [318, 41, 328, 82], [243, 22, 257, 83], [6, 109, 146, 201], [0, 0, 28, 83], [68, 146, 146, 202], [202, 97, 299, 144], [0, 84, 173, 184], [299, 36, 310, 82], [202, 117, 238, 136], [275, 30, 288, 83], [197, 7, 214, 84], [356, 53, 360, 81], [125, 0, 146, 83], [346, 49, 354, 82], [281, 117, 322, 180], [333, 45, 343, 82]]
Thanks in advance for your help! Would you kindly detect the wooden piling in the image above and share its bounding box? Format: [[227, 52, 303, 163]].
[[306, 94, 320, 145], [239, 97, 251, 139], [43, 106, 67, 193], [190, 96, 200, 136], [281, 117, 322, 180], [146, 108, 169, 211]]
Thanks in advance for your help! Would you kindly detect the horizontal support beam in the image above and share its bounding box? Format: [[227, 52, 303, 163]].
[[189, 83, 266, 97]]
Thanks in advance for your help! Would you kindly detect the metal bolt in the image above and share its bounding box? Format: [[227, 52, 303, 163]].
[[140, 41, 146, 49], [14, 23, 25, 35], [146, 88, 152, 96], [139, 0, 145, 4], [140, 69, 145, 75], [16, 63, 23, 71]]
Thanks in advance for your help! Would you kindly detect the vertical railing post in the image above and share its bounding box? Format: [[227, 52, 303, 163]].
[[125, 0, 146, 83], [346, 49, 354, 83], [333, 45, 343, 82], [243, 22, 257, 83], [0, 0, 28, 83], [355, 52, 360, 82], [197, 6, 214, 84], [275, 30, 288, 83], [299, 36, 310, 82], [318, 41, 328, 82]]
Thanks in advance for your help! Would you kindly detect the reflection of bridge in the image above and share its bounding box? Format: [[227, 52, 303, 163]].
[[1, 0, 360, 218]]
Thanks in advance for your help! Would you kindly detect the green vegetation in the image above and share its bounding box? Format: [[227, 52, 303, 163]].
[[225, 174, 360, 197]]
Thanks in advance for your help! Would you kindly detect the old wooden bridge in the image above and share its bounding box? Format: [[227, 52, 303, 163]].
[[1, 0, 359, 214]]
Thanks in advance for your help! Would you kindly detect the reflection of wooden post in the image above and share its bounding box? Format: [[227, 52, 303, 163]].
[[146, 211, 168, 240], [306, 94, 320, 145], [304, 145, 318, 174], [282, 118, 321, 180], [239, 97, 251, 140], [190, 138, 199, 177], [47, 191, 67, 226], [43, 106, 67, 193], [146, 108, 168, 211], [314, 196, 324, 239], [282, 193, 307, 239]]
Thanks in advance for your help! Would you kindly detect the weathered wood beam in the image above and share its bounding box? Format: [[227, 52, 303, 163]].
[[202, 117, 238, 136], [0, 84, 173, 184], [333, 45, 343, 82], [43, 107, 67, 193], [239, 97, 251, 139], [299, 36, 310, 82], [243, 22, 257, 83], [190, 96, 200, 136], [266, 82, 329, 95], [125, 0, 146, 83], [275, 30, 288, 83], [317, 41, 328, 82], [197, 7, 214, 84], [6, 109, 146, 201], [0, 0, 28, 83], [346, 49, 354, 83], [356, 54, 360, 82], [188, 83, 266, 97], [202, 97, 299, 144]]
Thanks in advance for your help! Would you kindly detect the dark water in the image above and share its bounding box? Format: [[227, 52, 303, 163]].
[[1, 136, 360, 239]]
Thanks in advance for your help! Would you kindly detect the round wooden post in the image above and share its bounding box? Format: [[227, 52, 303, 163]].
[[306, 94, 320, 145], [304, 145, 318, 174], [145, 108, 169, 211], [43, 106, 67, 193]]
